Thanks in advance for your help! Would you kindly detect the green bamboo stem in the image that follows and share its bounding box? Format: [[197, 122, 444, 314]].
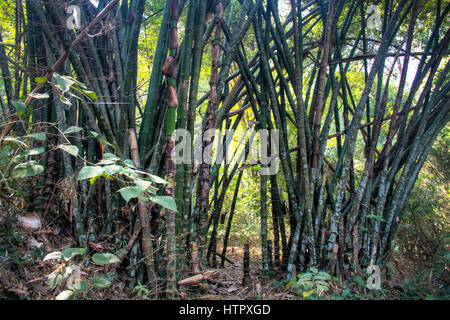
[[221, 170, 243, 267]]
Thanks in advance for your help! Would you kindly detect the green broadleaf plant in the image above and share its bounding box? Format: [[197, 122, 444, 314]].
[[92, 252, 121, 265]]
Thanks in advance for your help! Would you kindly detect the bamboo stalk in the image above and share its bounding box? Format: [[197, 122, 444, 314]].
[[128, 129, 157, 286]]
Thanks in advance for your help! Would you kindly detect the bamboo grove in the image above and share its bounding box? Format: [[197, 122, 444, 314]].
[[0, 0, 448, 296]]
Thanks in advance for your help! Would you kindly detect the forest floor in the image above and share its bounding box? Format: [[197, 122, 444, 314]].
[[0, 227, 294, 300], [180, 246, 295, 300], [0, 217, 444, 300]]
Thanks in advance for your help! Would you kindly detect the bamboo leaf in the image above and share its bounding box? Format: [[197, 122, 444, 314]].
[[60, 95, 72, 106], [82, 90, 98, 100], [98, 137, 116, 150], [53, 73, 76, 93]]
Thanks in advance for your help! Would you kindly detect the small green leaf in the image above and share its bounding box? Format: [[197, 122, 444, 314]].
[[103, 165, 122, 176], [124, 159, 136, 168], [60, 95, 72, 106], [138, 196, 149, 202], [285, 282, 291, 291], [298, 273, 313, 282], [354, 276, 366, 287], [92, 253, 121, 265], [53, 73, 75, 93], [64, 265, 75, 277], [48, 273, 65, 289], [316, 272, 332, 281], [150, 196, 177, 212], [28, 132, 47, 141], [118, 186, 141, 203], [78, 166, 104, 181], [98, 137, 116, 150], [83, 90, 98, 100], [89, 175, 100, 185], [366, 214, 384, 222], [67, 90, 83, 102], [13, 147, 45, 163], [55, 290, 75, 300], [62, 248, 85, 261], [119, 167, 138, 179], [63, 126, 83, 135], [97, 159, 116, 165], [302, 289, 315, 298], [43, 251, 63, 262], [11, 160, 44, 179], [315, 281, 329, 288], [34, 76, 47, 84], [0, 148, 10, 165], [58, 144, 79, 157], [148, 174, 168, 184], [103, 153, 120, 161], [134, 178, 152, 193], [27, 147, 46, 156], [73, 280, 89, 292], [92, 274, 112, 288], [12, 101, 26, 116]]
